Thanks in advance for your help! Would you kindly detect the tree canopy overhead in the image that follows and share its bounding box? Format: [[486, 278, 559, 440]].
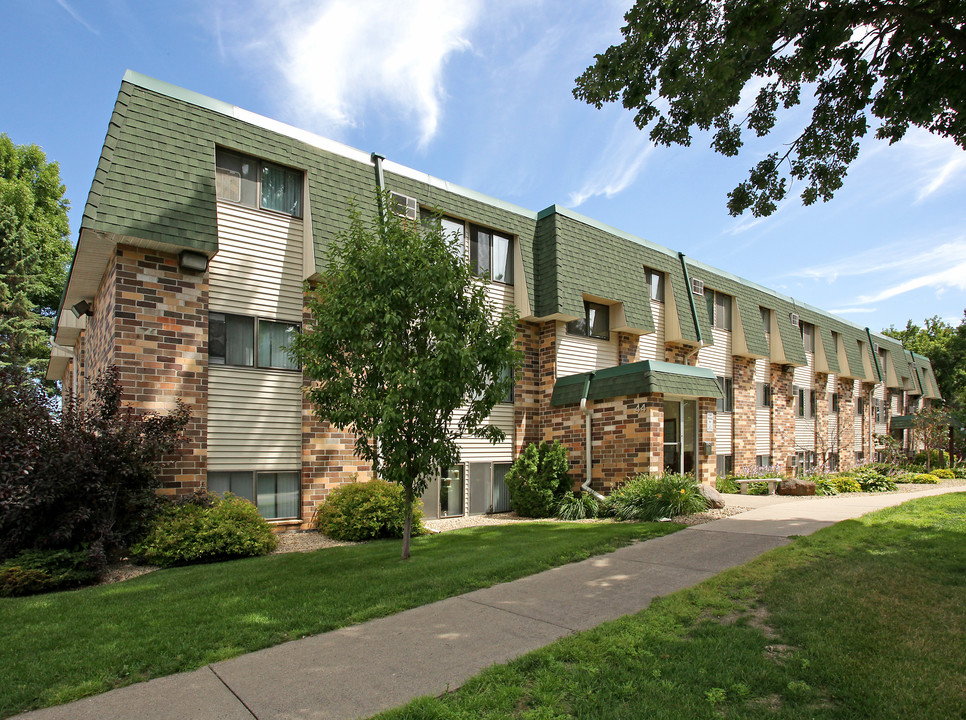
[[574, 1, 966, 217], [292, 197, 521, 558], [0, 134, 72, 388]]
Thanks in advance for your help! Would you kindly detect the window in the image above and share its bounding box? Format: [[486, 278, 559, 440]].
[[210, 312, 299, 370], [208, 470, 300, 520], [215, 149, 303, 217], [760, 307, 771, 335], [716, 454, 733, 477], [470, 225, 513, 284], [567, 301, 610, 340], [796, 387, 814, 419], [705, 289, 733, 331], [756, 454, 772, 468], [645, 268, 665, 302], [756, 382, 772, 408], [830, 392, 840, 413], [801, 322, 815, 353], [829, 452, 840, 472], [499, 364, 515, 404], [716, 376, 733, 412], [856, 397, 865, 416]]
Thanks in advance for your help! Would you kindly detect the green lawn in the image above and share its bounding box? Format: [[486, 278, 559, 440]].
[[374, 493, 966, 720], [0, 521, 677, 718]]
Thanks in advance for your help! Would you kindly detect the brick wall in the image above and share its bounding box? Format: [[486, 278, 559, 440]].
[[617, 332, 640, 365], [813, 372, 829, 468], [514, 320, 543, 454], [732, 356, 756, 470], [770, 364, 795, 475], [837, 377, 856, 469]]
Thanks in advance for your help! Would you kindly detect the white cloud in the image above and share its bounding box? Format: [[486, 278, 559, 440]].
[[829, 307, 877, 314], [854, 261, 966, 304], [568, 117, 654, 206], [789, 238, 966, 284], [222, 0, 482, 147], [56, 0, 98, 35]]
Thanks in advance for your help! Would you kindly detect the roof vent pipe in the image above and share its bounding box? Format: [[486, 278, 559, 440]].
[[579, 373, 605, 501]]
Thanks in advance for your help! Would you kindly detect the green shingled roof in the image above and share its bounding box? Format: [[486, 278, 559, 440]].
[[550, 360, 723, 406]]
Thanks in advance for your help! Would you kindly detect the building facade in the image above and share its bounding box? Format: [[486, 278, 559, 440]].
[[49, 72, 942, 529]]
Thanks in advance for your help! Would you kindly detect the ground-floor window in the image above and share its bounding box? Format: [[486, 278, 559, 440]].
[[663, 399, 697, 476], [716, 454, 733, 478], [756, 454, 772, 468], [828, 452, 840, 472], [208, 470, 300, 520], [795, 451, 817, 477], [421, 462, 512, 518]]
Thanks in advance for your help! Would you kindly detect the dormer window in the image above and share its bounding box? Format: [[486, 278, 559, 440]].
[[567, 301, 610, 340], [215, 149, 303, 218]]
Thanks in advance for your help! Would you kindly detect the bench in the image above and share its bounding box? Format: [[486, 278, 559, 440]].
[[734, 477, 781, 495]]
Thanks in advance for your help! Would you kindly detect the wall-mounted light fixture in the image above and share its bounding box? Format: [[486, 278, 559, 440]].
[[179, 250, 209, 273], [70, 300, 93, 318]]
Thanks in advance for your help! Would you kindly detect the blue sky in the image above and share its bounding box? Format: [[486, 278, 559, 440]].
[[3, 0, 965, 334]]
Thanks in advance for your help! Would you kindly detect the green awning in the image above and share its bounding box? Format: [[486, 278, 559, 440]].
[[890, 415, 915, 430], [550, 360, 724, 406]]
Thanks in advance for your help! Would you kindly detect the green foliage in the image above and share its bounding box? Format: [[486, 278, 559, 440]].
[[555, 492, 601, 521], [0, 366, 190, 569], [912, 473, 942, 484], [574, 3, 966, 217], [315, 478, 424, 542], [133, 492, 277, 567], [833, 476, 862, 494], [931, 468, 955, 479], [292, 196, 520, 558], [850, 465, 897, 492], [914, 448, 951, 469], [505, 441, 573, 518], [746, 481, 771, 496], [0, 549, 97, 597], [814, 476, 839, 496], [884, 315, 966, 414], [0, 135, 72, 389], [715, 476, 739, 494], [607, 473, 707, 521]]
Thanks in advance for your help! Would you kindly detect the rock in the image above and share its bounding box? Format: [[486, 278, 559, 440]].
[[777, 478, 816, 496], [697, 483, 726, 509]]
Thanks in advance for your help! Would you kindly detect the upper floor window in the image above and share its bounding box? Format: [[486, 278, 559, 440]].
[[567, 301, 610, 340], [856, 396, 865, 416], [421, 213, 467, 259], [716, 376, 733, 412], [470, 225, 513, 284], [801, 322, 815, 353], [830, 392, 840, 413], [706, 289, 732, 331], [215, 149, 303, 218], [756, 382, 772, 408], [645, 268, 665, 302], [760, 307, 771, 335], [210, 312, 300, 370], [796, 387, 815, 419]]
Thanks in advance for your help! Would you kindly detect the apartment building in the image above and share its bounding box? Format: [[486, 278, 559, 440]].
[[48, 72, 941, 528]]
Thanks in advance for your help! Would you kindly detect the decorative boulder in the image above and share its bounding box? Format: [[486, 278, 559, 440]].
[[697, 483, 726, 509], [777, 478, 816, 496]]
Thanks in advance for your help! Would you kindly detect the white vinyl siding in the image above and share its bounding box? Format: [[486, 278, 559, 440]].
[[874, 383, 888, 436], [755, 359, 770, 455], [209, 202, 304, 472], [638, 299, 665, 362], [211, 202, 304, 320], [207, 367, 303, 470], [716, 413, 732, 455], [556, 322, 618, 377], [854, 380, 864, 451], [697, 328, 731, 377], [827, 374, 838, 449], [480, 280, 514, 322], [794, 354, 815, 451], [453, 404, 515, 463]]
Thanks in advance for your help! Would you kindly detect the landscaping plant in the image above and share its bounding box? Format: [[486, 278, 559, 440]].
[[607, 473, 707, 521], [554, 491, 601, 521], [504, 440, 572, 518], [0, 549, 98, 597], [852, 466, 897, 493], [315, 477, 424, 541], [132, 492, 277, 567]]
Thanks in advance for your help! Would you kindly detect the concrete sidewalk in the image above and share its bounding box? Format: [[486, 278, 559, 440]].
[[17, 486, 964, 720]]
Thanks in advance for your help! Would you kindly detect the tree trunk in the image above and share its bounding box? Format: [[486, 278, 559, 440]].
[[401, 483, 413, 560]]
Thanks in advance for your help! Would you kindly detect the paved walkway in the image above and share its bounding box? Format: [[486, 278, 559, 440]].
[[17, 486, 963, 720]]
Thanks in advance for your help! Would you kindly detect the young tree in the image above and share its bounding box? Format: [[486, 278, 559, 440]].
[[574, 1, 966, 217], [884, 314, 966, 411], [0, 134, 73, 389], [292, 198, 521, 559], [912, 406, 950, 471]]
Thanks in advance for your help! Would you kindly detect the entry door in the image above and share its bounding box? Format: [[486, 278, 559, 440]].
[[663, 400, 697, 475]]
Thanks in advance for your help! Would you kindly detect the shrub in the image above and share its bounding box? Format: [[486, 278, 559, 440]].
[[913, 449, 950, 468], [0, 366, 189, 569], [504, 441, 572, 518], [832, 476, 862, 494], [814, 476, 839, 496], [555, 491, 601, 520], [931, 468, 955, 479], [912, 473, 941, 484], [746, 481, 771, 496], [716, 476, 740, 494], [315, 478, 423, 542], [851, 465, 897, 492], [0, 549, 98, 597], [607, 473, 707, 521], [133, 492, 278, 567]]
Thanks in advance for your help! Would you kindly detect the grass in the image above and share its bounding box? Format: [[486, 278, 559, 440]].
[[374, 493, 966, 720], [0, 520, 677, 718]]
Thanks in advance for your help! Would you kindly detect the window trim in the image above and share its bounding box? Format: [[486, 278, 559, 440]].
[[469, 224, 514, 285], [716, 376, 734, 412], [566, 301, 611, 340], [207, 469, 301, 521], [209, 312, 301, 371], [645, 268, 665, 303]]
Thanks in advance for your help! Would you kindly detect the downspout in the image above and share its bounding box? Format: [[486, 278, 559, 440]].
[[579, 372, 606, 501], [371, 152, 387, 226], [50, 339, 78, 397], [678, 253, 703, 361]]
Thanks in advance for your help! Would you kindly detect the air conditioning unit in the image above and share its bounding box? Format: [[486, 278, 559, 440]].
[[789, 312, 800, 327], [690, 277, 705, 296], [390, 192, 418, 220]]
